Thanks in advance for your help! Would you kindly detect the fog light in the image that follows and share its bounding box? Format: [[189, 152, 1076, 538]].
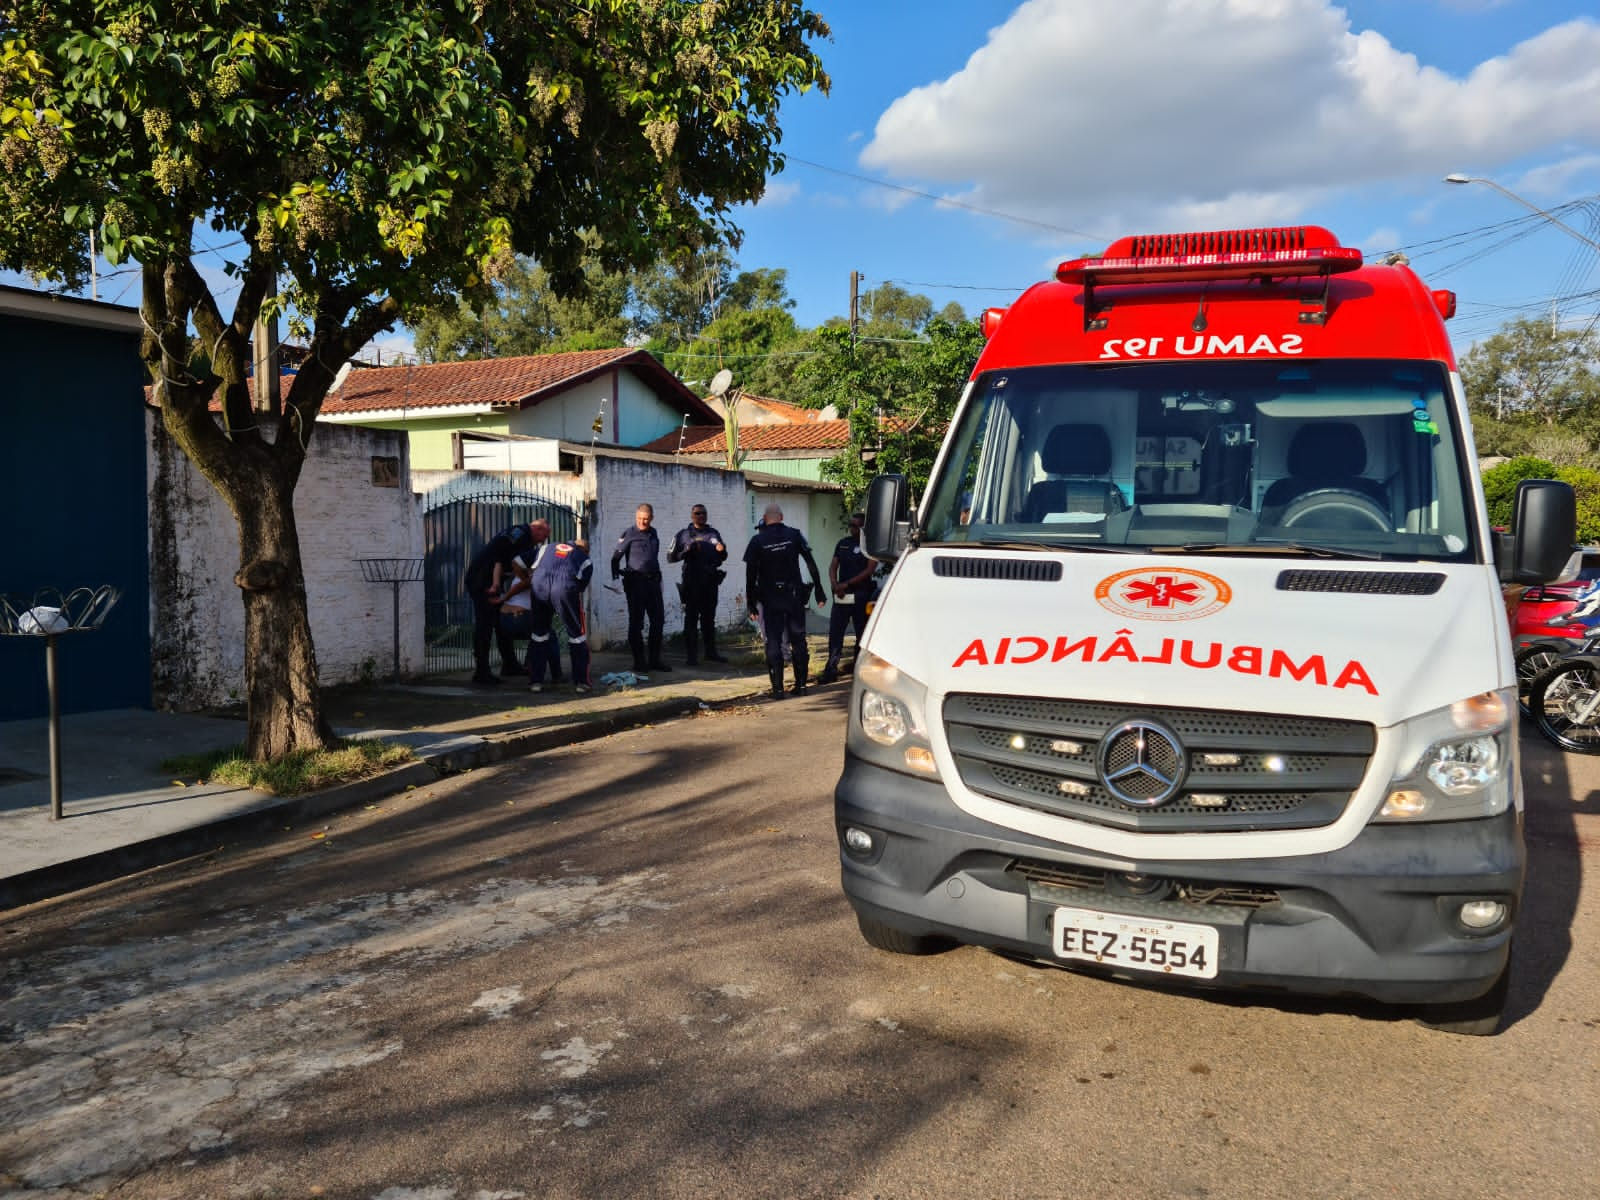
[[843, 826, 875, 854], [1381, 789, 1429, 818], [903, 746, 938, 776], [1458, 899, 1507, 930]]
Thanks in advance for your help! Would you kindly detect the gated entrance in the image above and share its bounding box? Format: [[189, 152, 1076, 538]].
[[423, 483, 580, 674]]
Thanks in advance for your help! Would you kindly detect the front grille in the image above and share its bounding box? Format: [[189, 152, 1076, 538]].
[[1010, 859, 1282, 909], [944, 694, 1374, 833]]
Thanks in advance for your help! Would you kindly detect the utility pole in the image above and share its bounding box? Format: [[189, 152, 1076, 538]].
[[849, 270, 861, 354], [252, 312, 280, 418]]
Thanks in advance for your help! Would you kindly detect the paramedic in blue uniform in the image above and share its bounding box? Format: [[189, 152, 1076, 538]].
[[819, 513, 875, 684], [464, 520, 539, 686], [744, 502, 826, 698], [528, 537, 594, 692], [668, 502, 729, 666], [610, 503, 670, 673], [497, 522, 564, 685]]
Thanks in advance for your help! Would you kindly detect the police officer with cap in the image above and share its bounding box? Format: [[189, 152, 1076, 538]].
[[744, 502, 826, 698]]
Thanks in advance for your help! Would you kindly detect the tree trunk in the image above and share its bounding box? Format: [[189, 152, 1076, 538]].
[[235, 474, 333, 759]]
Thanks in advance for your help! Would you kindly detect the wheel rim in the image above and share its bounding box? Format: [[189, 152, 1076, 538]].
[[1535, 662, 1600, 751], [1517, 649, 1563, 715]]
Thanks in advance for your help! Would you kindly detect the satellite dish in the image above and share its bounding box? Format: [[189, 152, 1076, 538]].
[[709, 368, 734, 397]]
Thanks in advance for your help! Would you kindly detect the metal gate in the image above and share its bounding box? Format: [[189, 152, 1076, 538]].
[[423, 485, 579, 674]]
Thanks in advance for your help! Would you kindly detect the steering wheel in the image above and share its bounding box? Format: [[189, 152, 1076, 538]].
[[1278, 488, 1391, 533]]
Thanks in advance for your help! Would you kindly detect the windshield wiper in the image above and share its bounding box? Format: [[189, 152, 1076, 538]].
[[959, 539, 1142, 554], [1153, 540, 1384, 560]]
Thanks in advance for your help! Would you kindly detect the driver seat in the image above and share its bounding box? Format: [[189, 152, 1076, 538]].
[[1259, 423, 1390, 527], [1022, 424, 1127, 523]]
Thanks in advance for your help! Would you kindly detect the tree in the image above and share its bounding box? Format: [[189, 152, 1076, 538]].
[[801, 316, 985, 509], [1459, 316, 1600, 427], [632, 244, 738, 349], [1, 0, 827, 758], [412, 254, 631, 362]]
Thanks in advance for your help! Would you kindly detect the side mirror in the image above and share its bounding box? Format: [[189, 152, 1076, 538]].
[[863, 473, 911, 562], [1496, 479, 1577, 584]]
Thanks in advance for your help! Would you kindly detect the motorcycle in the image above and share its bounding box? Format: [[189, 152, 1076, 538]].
[[1516, 582, 1600, 724], [1526, 624, 1600, 753]]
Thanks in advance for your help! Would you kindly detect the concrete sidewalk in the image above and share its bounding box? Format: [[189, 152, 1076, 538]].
[[0, 643, 818, 911]]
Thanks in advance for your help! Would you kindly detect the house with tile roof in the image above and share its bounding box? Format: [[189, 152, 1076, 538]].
[[317, 348, 719, 470], [640, 414, 851, 483]]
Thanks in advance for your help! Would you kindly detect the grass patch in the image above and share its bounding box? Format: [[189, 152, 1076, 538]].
[[161, 738, 415, 797]]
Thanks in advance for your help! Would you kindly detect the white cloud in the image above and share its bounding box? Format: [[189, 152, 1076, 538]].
[[756, 178, 801, 208], [860, 0, 1600, 235], [1512, 153, 1600, 197]]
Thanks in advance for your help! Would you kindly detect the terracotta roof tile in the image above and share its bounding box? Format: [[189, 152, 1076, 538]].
[[639, 419, 852, 455], [321, 348, 649, 414]]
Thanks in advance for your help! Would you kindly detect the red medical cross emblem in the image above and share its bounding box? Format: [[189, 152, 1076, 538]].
[[1121, 575, 1203, 609]]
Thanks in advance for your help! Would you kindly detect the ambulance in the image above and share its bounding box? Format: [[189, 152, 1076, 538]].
[[835, 226, 1575, 1034]]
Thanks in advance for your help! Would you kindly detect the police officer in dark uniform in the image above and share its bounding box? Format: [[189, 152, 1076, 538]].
[[819, 513, 876, 684], [529, 537, 594, 693], [668, 502, 729, 666], [744, 502, 826, 698], [464, 521, 539, 686], [610, 502, 671, 673]]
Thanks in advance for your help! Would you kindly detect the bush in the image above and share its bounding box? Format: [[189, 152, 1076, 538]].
[[1482, 456, 1600, 544]]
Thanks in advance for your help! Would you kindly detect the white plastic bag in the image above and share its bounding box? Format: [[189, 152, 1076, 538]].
[[18, 606, 69, 635]]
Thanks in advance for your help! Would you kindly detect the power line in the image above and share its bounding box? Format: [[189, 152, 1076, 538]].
[[784, 156, 1096, 239]]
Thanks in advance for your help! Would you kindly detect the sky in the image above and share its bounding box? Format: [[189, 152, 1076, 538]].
[[10, 0, 1599, 362], [724, 0, 1600, 353]]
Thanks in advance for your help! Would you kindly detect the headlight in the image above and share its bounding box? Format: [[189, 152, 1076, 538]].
[[848, 650, 939, 779], [1374, 689, 1515, 822]]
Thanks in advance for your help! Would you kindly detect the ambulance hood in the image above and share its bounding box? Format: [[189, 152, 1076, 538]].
[[870, 549, 1507, 728]]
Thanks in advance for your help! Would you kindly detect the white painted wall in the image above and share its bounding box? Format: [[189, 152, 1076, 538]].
[[501, 366, 685, 446], [148, 416, 424, 710], [589, 456, 749, 649]]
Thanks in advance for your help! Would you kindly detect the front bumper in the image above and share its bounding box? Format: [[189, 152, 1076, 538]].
[[835, 753, 1522, 1006]]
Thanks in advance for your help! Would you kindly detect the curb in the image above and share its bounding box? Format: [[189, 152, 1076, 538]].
[[0, 689, 754, 913]]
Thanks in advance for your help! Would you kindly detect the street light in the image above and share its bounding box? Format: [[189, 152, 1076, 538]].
[[1443, 174, 1600, 254]]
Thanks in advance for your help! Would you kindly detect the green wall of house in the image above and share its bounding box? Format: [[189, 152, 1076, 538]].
[[344, 417, 511, 471]]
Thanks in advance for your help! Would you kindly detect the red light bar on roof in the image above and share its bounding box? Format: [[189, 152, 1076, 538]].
[[1057, 225, 1364, 286]]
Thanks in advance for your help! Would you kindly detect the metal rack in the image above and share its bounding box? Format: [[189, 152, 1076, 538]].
[[0, 585, 122, 820], [356, 558, 425, 684]]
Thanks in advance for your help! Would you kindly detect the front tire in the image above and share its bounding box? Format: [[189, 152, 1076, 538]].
[[855, 913, 955, 956], [1414, 963, 1510, 1037], [1530, 659, 1600, 753]]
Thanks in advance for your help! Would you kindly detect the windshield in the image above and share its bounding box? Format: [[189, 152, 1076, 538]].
[[921, 359, 1477, 562]]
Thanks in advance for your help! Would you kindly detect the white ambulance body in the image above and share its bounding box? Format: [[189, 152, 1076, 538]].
[[835, 226, 1575, 1034]]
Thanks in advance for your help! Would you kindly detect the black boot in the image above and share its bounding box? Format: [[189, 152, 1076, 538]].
[[818, 655, 840, 684], [769, 668, 786, 699], [791, 658, 809, 696], [684, 629, 698, 667]]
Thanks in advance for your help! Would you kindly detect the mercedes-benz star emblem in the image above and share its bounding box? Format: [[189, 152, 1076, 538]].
[[1097, 720, 1187, 807]]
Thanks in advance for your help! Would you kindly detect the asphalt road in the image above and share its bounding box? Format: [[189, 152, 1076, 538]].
[[2, 695, 1596, 1200]]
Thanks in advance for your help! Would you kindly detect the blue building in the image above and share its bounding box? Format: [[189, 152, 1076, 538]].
[[0, 286, 150, 721]]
